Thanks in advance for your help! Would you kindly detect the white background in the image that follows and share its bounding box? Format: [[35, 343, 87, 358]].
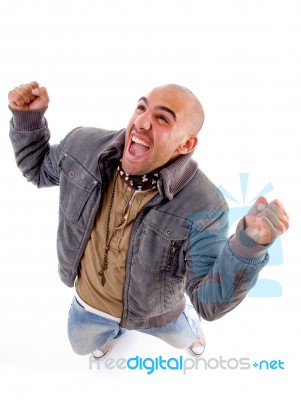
[[0, 0, 300, 399]]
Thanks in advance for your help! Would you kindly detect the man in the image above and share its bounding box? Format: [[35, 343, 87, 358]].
[[8, 82, 289, 360]]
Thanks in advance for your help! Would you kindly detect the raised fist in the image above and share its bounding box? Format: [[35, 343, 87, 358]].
[[8, 81, 50, 111]]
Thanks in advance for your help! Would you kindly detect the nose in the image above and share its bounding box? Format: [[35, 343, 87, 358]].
[[135, 111, 151, 131]]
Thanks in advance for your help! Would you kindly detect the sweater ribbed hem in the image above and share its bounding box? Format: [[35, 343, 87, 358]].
[[9, 106, 48, 131], [229, 218, 269, 264]]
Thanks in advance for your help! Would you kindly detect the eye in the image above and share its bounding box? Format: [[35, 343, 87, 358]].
[[157, 114, 169, 124], [136, 104, 146, 112]]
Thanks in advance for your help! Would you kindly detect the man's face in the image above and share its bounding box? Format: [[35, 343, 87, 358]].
[[122, 86, 197, 175]]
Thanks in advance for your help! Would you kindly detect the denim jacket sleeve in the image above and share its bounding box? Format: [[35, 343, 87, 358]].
[[9, 108, 72, 188], [185, 202, 270, 321]]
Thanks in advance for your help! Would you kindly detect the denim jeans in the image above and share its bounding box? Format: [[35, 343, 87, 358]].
[[68, 297, 201, 355]]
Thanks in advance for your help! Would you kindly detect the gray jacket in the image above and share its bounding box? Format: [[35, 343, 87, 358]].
[[9, 108, 270, 329]]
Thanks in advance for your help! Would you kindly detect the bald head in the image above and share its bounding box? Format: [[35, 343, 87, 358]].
[[150, 84, 205, 135]]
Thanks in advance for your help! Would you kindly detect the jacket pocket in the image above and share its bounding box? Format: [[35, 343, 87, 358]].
[[142, 210, 189, 308], [144, 209, 189, 240], [141, 210, 189, 272], [59, 153, 98, 223]]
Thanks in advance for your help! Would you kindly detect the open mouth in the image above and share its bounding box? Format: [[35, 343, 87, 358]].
[[128, 134, 150, 158]]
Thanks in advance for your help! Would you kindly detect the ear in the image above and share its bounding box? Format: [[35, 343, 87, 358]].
[[177, 135, 198, 155]]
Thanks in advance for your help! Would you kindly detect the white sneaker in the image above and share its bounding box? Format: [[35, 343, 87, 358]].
[[92, 340, 115, 361], [188, 326, 206, 357], [189, 340, 206, 356]]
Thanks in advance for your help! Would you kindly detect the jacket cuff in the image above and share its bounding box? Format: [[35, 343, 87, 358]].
[[229, 217, 270, 264], [9, 106, 48, 131]]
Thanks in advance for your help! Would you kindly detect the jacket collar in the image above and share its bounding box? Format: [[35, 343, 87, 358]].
[[103, 128, 198, 201]]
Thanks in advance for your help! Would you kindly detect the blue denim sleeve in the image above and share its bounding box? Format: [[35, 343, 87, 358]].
[[185, 205, 270, 321]]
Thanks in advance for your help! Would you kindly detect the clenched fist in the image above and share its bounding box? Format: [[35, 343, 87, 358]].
[[245, 196, 289, 244], [8, 81, 50, 111]]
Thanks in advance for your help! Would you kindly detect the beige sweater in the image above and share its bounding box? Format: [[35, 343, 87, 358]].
[[76, 170, 157, 317]]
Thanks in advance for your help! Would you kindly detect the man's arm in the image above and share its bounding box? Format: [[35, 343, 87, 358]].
[[185, 196, 289, 321], [8, 82, 62, 187]]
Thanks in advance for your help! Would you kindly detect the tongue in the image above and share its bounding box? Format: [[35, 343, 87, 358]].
[[130, 142, 149, 157]]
